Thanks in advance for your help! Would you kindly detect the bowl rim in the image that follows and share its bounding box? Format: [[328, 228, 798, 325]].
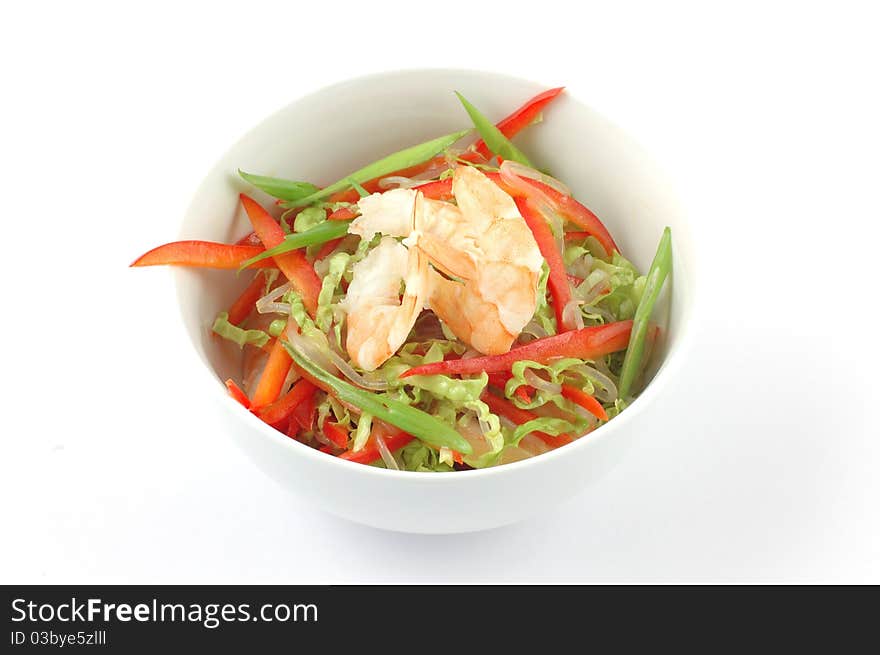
[[176, 67, 698, 483]]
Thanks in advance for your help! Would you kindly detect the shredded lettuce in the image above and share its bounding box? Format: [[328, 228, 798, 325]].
[[399, 441, 455, 472], [392, 368, 501, 454], [352, 412, 373, 452], [510, 417, 577, 447], [527, 262, 557, 337], [211, 312, 269, 348], [324, 201, 354, 212], [294, 206, 327, 233], [268, 319, 287, 337], [591, 253, 646, 321], [260, 269, 280, 294], [283, 289, 342, 367], [606, 398, 627, 419], [285, 290, 313, 331], [507, 359, 593, 409], [564, 243, 589, 266], [372, 341, 503, 463], [404, 371, 487, 404], [566, 247, 647, 323], [439, 447, 455, 466], [462, 397, 503, 454], [316, 252, 350, 332], [316, 393, 352, 431]]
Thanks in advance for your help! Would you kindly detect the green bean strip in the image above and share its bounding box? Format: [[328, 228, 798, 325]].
[[455, 92, 533, 167], [282, 128, 472, 209], [237, 171, 320, 201], [283, 340, 474, 455], [618, 227, 673, 398], [239, 219, 352, 270]]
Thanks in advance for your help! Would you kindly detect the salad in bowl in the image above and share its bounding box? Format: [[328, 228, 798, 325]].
[[132, 86, 672, 472]]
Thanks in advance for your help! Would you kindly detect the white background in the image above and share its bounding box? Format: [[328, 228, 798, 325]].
[[2, 1, 877, 583]]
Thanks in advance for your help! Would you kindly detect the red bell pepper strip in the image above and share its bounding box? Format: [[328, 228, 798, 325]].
[[486, 371, 532, 404], [561, 384, 609, 421], [564, 231, 591, 241], [254, 377, 317, 426], [401, 321, 639, 378], [290, 386, 318, 431], [250, 337, 294, 409], [322, 420, 349, 449], [225, 272, 266, 327], [338, 431, 415, 465], [480, 390, 572, 449], [130, 241, 274, 269], [419, 442, 465, 465], [412, 177, 454, 200], [472, 87, 565, 159], [489, 173, 619, 256], [225, 379, 251, 409], [328, 206, 358, 221], [315, 237, 345, 260], [515, 196, 575, 331], [325, 178, 385, 206], [239, 194, 321, 316]]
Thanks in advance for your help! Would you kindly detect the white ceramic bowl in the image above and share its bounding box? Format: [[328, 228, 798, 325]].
[[174, 69, 695, 534]]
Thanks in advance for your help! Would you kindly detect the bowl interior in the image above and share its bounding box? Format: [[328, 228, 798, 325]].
[[175, 69, 693, 417]]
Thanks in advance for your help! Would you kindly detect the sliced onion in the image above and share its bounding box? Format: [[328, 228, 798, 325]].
[[313, 257, 331, 278], [324, 347, 390, 391], [572, 404, 600, 426], [378, 175, 425, 190], [500, 162, 570, 262], [566, 254, 594, 280], [571, 364, 618, 403], [287, 320, 390, 392], [313, 428, 334, 448], [522, 320, 548, 339], [461, 349, 481, 360], [498, 416, 519, 431], [581, 304, 617, 323], [375, 432, 400, 470], [256, 281, 293, 314], [285, 326, 335, 373], [523, 369, 561, 395], [500, 160, 571, 197], [279, 366, 301, 397], [262, 302, 291, 315], [518, 434, 550, 456], [591, 357, 616, 378], [561, 298, 585, 331], [500, 446, 534, 464], [412, 166, 450, 182], [576, 275, 611, 304], [242, 348, 269, 398]]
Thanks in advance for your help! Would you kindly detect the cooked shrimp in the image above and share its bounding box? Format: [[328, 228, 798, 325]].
[[341, 236, 428, 371], [346, 165, 543, 356], [414, 165, 543, 354], [350, 188, 417, 240]]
